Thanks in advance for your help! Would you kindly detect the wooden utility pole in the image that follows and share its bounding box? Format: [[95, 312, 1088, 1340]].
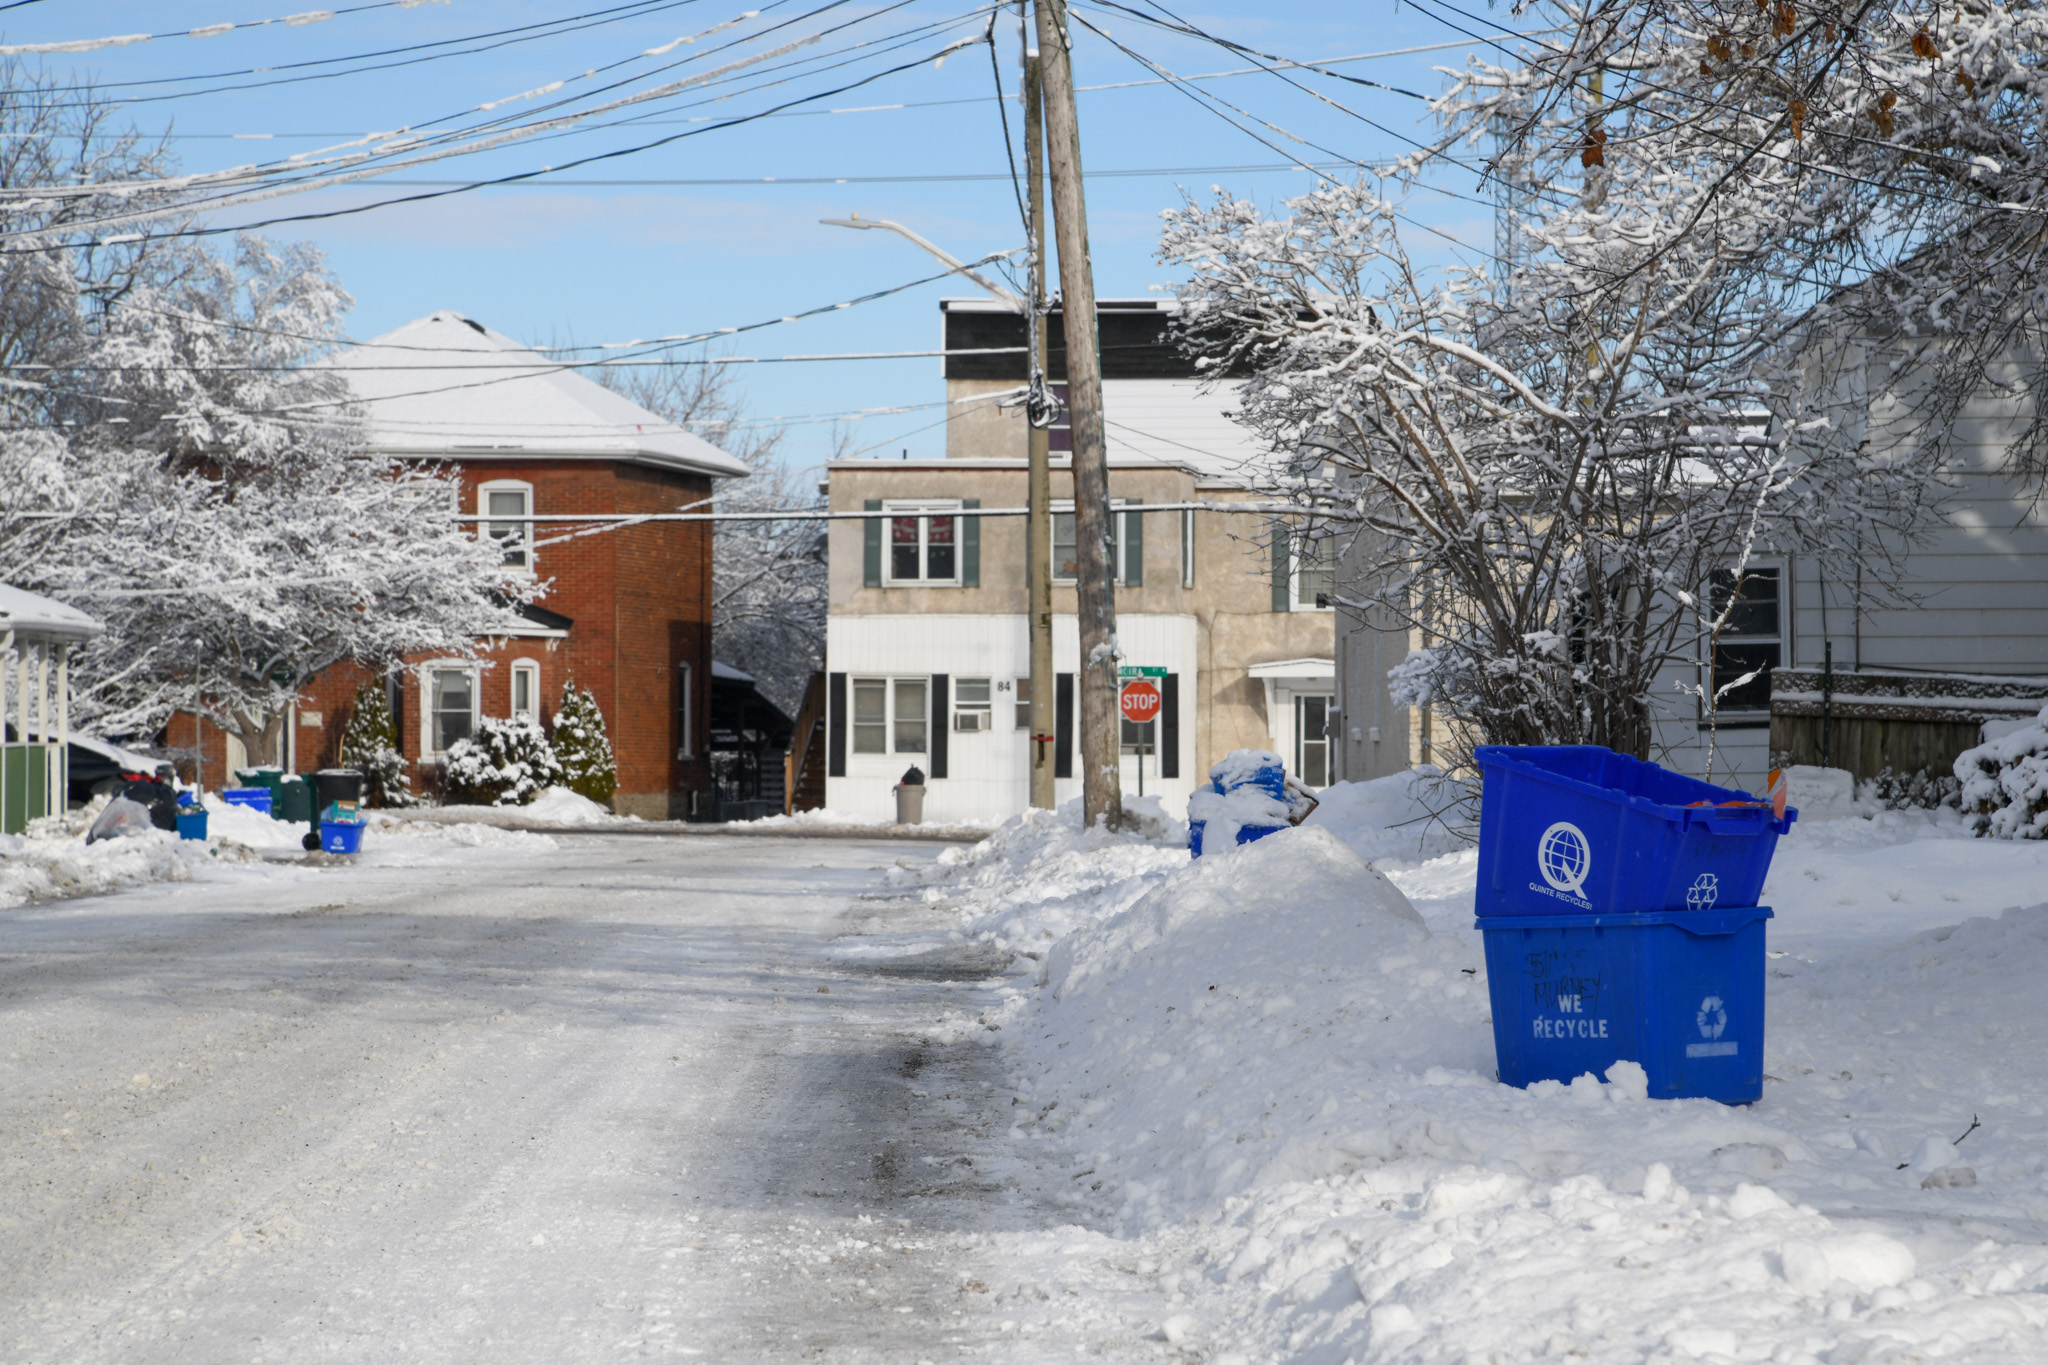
[[1021, 16, 1056, 812], [1031, 0, 1121, 829]]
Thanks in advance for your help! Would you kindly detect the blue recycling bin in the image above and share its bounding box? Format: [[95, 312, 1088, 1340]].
[[222, 787, 273, 815], [175, 808, 208, 841], [1474, 746, 1796, 916], [1188, 820, 1286, 857], [1477, 906, 1772, 1104]]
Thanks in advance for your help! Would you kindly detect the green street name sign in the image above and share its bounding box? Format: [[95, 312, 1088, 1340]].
[[1118, 666, 1167, 678]]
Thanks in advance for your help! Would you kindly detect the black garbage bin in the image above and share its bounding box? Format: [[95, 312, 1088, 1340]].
[[301, 769, 365, 850]]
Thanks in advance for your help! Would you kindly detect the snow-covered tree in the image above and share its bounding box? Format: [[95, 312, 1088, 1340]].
[[442, 714, 562, 807], [339, 680, 413, 809], [551, 679, 617, 806], [594, 353, 824, 717]]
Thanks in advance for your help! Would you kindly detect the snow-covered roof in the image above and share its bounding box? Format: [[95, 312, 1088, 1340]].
[[329, 311, 751, 480], [0, 584, 102, 643], [712, 660, 754, 681]]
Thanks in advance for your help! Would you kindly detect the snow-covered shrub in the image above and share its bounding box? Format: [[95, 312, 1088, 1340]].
[[1955, 706, 2048, 839], [551, 680, 617, 807], [338, 680, 414, 808], [1863, 765, 1960, 813], [442, 715, 563, 807]]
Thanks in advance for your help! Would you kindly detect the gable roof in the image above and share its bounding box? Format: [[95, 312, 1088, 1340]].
[[329, 311, 751, 479]]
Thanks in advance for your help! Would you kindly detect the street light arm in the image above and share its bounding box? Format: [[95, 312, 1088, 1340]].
[[821, 215, 1027, 312]]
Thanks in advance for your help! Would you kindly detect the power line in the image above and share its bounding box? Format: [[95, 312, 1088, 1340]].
[[0, 3, 403, 58]]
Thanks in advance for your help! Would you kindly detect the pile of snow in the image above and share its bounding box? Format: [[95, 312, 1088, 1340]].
[[882, 769, 2048, 1361], [1956, 702, 2048, 838], [0, 803, 243, 910], [523, 785, 618, 824], [1301, 766, 1474, 863]]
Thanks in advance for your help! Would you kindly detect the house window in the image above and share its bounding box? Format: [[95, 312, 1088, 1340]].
[[511, 660, 540, 721], [851, 676, 928, 754], [677, 661, 694, 759], [1707, 566, 1782, 712], [1013, 676, 1033, 730], [479, 481, 534, 570], [427, 666, 477, 756], [955, 677, 991, 732], [1295, 694, 1333, 787], [1293, 534, 1335, 610], [1052, 502, 1131, 583], [1181, 508, 1195, 588], [884, 501, 961, 584]]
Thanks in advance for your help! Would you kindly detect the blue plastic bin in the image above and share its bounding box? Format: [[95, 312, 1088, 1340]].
[[1474, 746, 1795, 916], [175, 808, 208, 841], [1189, 820, 1286, 857], [1208, 752, 1286, 799], [1477, 906, 1772, 1104], [320, 820, 364, 855], [222, 787, 273, 816]]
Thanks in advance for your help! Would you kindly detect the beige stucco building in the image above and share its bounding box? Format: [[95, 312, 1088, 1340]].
[[819, 299, 1339, 823]]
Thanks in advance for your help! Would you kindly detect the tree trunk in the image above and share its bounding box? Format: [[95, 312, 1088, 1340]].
[[1032, 0, 1122, 829]]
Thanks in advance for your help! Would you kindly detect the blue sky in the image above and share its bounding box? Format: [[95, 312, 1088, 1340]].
[[5, 1, 1508, 473]]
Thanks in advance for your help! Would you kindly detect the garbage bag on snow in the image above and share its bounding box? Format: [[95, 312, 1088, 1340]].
[[86, 796, 158, 845]]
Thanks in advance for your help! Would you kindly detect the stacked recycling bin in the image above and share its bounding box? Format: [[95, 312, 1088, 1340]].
[[1187, 749, 1313, 857], [1472, 746, 1797, 1104]]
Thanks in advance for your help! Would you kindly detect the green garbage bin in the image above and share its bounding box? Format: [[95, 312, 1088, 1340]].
[[273, 775, 314, 825]]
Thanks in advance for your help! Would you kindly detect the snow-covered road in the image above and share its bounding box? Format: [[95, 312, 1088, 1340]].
[[0, 833, 1159, 1362]]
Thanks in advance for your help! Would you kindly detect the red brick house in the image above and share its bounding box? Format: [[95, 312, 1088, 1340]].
[[170, 311, 749, 817]]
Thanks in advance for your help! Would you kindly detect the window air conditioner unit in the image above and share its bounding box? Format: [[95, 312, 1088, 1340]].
[[953, 710, 988, 732]]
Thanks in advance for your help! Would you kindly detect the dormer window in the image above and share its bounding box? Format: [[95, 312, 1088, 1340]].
[[479, 480, 534, 570]]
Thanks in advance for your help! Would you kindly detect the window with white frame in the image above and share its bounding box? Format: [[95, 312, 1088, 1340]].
[[954, 677, 991, 732], [851, 676, 928, 755], [884, 501, 961, 584], [1012, 675, 1033, 730], [1052, 501, 1132, 583], [510, 659, 540, 722], [1292, 532, 1335, 610], [425, 665, 478, 756], [479, 480, 534, 570], [1706, 565, 1783, 712]]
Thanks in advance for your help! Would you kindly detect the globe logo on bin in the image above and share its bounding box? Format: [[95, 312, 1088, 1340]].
[[1697, 995, 1728, 1039], [1686, 872, 1721, 909], [1536, 821, 1592, 897]]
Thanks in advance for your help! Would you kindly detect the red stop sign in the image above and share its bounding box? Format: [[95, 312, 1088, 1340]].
[[1120, 679, 1161, 724]]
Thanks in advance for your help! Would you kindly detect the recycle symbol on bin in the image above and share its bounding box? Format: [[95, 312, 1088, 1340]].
[[1537, 821, 1591, 896], [1686, 872, 1720, 909], [1697, 995, 1728, 1039]]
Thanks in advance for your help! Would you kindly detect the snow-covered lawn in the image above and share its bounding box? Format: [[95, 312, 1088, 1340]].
[[883, 781, 2048, 1362]]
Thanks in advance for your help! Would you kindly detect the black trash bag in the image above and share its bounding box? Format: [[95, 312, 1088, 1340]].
[[117, 776, 181, 831]]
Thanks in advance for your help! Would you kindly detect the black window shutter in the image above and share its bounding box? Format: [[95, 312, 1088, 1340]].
[[863, 500, 882, 587], [827, 672, 847, 776], [930, 674, 949, 778], [1271, 520, 1291, 611], [961, 500, 980, 587], [1160, 673, 1180, 779], [1124, 499, 1143, 586], [1054, 671, 1074, 779]]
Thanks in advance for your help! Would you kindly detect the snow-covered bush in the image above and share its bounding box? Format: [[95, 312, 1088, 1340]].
[[338, 680, 414, 808], [1955, 706, 2048, 839], [551, 680, 617, 807], [442, 715, 563, 808]]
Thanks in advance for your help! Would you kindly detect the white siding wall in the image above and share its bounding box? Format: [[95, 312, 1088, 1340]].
[[824, 612, 1199, 823]]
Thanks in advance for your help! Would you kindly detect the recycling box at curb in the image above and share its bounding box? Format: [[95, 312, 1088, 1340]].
[[1477, 907, 1772, 1104], [1474, 745, 1796, 917]]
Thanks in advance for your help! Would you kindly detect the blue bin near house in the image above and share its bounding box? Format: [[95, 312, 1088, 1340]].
[[1188, 819, 1286, 858], [1477, 906, 1772, 1104], [1474, 745, 1797, 917], [175, 808, 208, 841], [1207, 751, 1287, 800], [319, 819, 364, 855], [222, 787, 273, 815]]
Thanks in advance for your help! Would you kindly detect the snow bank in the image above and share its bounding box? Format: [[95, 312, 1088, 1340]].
[[524, 785, 617, 824], [1301, 768, 1475, 865], [0, 813, 239, 910], [893, 772, 2048, 1361]]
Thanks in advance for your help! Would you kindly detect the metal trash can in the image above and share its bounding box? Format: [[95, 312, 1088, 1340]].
[[893, 765, 926, 825]]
